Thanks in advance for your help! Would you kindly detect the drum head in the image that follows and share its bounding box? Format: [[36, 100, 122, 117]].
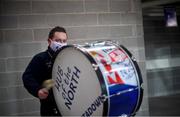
[[52, 46, 105, 116]]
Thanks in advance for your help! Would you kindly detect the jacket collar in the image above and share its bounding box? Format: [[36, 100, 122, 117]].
[[47, 46, 56, 59]]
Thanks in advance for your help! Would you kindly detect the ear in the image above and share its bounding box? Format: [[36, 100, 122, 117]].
[[48, 38, 51, 45]]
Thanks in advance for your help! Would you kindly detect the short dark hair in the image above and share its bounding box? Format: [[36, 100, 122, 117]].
[[48, 26, 66, 39]]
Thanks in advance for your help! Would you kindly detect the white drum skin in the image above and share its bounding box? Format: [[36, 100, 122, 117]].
[[52, 47, 104, 116]]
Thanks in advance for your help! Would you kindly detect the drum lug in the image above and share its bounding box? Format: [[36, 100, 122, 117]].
[[85, 42, 89, 45], [141, 83, 144, 89], [131, 56, 136, 61], [101, 94, 108, 102], [120, 114, 128, 117], [92, 63, 98, 71]]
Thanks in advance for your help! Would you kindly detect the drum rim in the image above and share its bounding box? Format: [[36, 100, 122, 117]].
[[53, 45, 109, 116]]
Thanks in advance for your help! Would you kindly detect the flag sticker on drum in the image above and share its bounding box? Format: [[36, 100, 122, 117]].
[[89, 47, 137, 86], [107, 71, 124, 85], [109, 49, 128, 62]]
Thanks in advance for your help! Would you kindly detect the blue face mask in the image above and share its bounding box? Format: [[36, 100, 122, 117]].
[[50, 41, 67, 52]]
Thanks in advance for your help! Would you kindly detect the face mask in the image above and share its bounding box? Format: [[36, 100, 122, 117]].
[[50, 41, 67, 52]]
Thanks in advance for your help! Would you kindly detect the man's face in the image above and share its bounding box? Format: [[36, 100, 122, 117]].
[[48, 32, 67, 45]]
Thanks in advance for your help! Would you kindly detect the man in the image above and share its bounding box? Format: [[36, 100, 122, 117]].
[[22, 26, 68, 116]]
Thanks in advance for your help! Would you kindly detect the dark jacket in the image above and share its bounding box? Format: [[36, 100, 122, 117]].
[[22, 47, 61, 116]]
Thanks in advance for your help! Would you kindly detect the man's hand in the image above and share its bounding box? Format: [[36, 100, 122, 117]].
[[38, 88, 49, 99]]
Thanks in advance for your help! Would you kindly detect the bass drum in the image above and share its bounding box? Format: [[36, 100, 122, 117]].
[[52, 41, 143, 116]]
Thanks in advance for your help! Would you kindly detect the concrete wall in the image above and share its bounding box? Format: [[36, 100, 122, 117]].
[[0, 0, 148, 116]]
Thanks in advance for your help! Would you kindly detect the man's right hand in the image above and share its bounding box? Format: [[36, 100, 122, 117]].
[[38, 88, 49, 99]]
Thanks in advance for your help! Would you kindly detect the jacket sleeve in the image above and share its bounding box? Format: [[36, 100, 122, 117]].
[[22, 55, 44, 98]]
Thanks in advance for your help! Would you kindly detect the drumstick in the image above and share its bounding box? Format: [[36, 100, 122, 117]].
[[42, 79, 55, 90]]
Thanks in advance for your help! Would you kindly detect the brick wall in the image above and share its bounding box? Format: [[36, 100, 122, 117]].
[[0, 0, 148, 115]]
